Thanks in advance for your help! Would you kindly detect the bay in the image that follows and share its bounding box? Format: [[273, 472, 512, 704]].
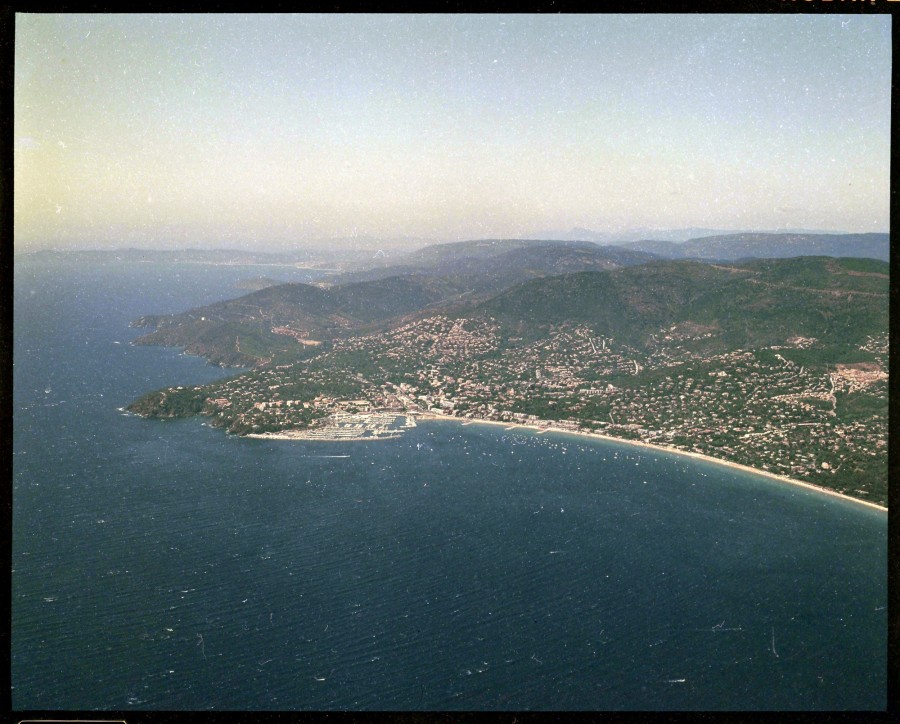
[[11, 254, 887, 711]]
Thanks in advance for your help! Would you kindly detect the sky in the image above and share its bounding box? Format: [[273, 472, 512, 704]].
[[14, 13, 892, 251]]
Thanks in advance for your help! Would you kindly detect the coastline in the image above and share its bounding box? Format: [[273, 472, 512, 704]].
[[414, 412, 888, 512], [245, 431, 402, 442]]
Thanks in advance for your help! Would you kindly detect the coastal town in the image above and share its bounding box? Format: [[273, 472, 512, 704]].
[[134, 314, 888, 507]]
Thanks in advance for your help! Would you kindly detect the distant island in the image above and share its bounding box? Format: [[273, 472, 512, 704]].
[[127, 237, 889, 507]]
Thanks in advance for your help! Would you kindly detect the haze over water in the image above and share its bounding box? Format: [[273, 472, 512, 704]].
[[11, 256, 887, 711]]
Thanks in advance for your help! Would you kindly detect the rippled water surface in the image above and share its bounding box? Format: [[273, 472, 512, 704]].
[[12, 256, 887, 711]]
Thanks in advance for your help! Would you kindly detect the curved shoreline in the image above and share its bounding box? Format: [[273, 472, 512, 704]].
[[414, 413, 888, 512]]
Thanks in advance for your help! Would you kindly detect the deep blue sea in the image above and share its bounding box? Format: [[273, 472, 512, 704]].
[[12, 254, 887, 711]]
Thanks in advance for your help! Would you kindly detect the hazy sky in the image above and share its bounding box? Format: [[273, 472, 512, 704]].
[[14, 13, 891, 251]]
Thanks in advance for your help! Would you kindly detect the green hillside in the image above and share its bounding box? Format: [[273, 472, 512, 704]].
[[477, 258, 887, 355]]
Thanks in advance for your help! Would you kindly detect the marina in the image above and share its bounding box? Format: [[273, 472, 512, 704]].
[[246, 412, 415, 441]]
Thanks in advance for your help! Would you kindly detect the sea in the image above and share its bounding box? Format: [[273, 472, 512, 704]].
[[11, 253, 887, 712]]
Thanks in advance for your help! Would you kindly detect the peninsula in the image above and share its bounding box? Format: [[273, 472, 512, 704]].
[[127, 244, 889, 507]]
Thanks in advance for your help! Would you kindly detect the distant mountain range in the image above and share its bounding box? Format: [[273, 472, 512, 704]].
[[522, 227, 855, 243], [619, 233, 889, 262], [337, 234, 889, 281], [324, 239, 654, 287], [23, 230, 888, 265]]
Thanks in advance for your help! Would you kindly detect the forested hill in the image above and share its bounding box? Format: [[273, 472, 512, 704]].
[[130, 254, 887, 371], [129, 274, 471, 367], [128, 240, 656, 367], [476, 256, 888, 354]]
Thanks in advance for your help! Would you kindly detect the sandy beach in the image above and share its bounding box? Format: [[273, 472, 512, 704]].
[[414, 412, 888, 512], [240, 410, 885, 512]]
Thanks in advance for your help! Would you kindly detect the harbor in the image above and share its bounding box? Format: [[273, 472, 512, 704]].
[[245, 412, 415, 441]]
